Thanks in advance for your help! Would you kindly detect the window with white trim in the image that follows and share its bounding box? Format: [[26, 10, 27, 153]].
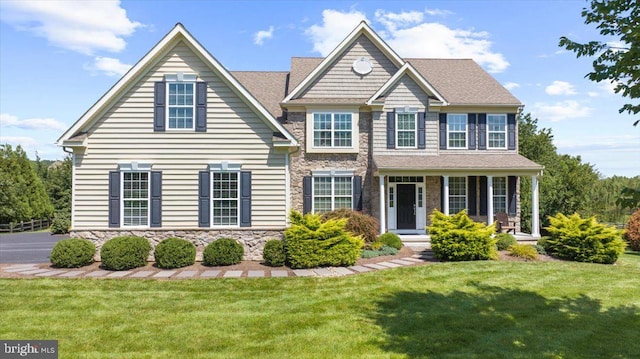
[[447, 114, 467, 148], [396, 112, 417, 148], [167, 82, 195, 129], [122, 172, 149, 226], [212, 171, 239, 226], [313, 176, 352, 213], [487, 114, 507, 149], [493, 177, 507, 214], [448, 177, 467, 214], [313, 113, 353, 148]]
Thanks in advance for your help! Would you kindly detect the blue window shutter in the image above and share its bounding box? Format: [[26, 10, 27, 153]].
[[108, 171, 120, 228], [150, 171, 162, 228], [417, 112, 426, 149], [467, 176, 477, 215], [240, 171, 251, 227], [352, 176, 362, 211], [468, 114, 477, 150], [479, 176, 488, 216], [198, 171, 210, 227], [154, 82, 166, 132], [507, 114, 516, 150], [508, 176, 517, 216], [303, 176, 312, 214], [477, 113, 487, 150], [386, 111, 396, 149], [195, 82, 207, 132], [439, 113, 447, 150]]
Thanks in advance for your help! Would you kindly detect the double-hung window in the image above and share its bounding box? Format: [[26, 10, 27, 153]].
[[122, 172, 149, 226], [487, 114, 507, 149], [167, 82, 195, 129], [448, 177, 467, 214], [493, 177, 507, 214], [212, 171, 239, 226], [396, 112, 417, 148], [313, 176, 352, 213], [313, 113, 353, 148], [447, 114, 467, 148]]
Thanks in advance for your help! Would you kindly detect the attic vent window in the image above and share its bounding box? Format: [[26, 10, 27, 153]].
[[352, 57, 373, 75]]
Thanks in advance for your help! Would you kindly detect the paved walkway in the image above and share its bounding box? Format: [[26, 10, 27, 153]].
[[0, 251, 435, 279]]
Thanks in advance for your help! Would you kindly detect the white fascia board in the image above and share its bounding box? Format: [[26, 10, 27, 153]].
[[283, 21, 405, 103], [367, 63, 448, 105]]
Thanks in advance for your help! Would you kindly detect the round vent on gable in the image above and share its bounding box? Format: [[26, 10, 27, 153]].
[[352, 57, 373, 75]]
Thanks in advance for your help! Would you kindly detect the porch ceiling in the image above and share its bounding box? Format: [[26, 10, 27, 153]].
[[373, 154, 544, 176]]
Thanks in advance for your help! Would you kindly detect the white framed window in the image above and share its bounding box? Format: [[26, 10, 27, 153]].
[[396, 112, 417, 148], [487, 114, 507, 149], [447, 114, 467, 149], [167, 82, 195, 129], [493, 177, 507, 214], [212, 171, 239, 226], [313, 176, 353, 213], [448, 177, 467, 214], [313, 113, 353, 148], [122, 171, 149, 227]]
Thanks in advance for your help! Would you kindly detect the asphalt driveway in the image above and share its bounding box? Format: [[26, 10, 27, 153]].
[[0, 232, 69, 264]]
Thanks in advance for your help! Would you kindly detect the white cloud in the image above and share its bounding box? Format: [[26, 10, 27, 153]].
[[0, 136, 40, 146], [424, 8, 453, 17], [531, 100, 592, 122], [0, 135, 63, 159], [601, 80, 620, 94], [545, 81, 577, 96], [0, 0, 142, 55], [587, 91, 599, 98], [374, 10, 423, 32], [504, 82, 520, 90], [84, 56, 132, 77], [305, 9, 368, 56], [254, 26, 274, 45], [0, 113, 67, 131]]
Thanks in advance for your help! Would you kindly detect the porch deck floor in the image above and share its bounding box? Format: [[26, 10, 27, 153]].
[[400, 232, 540, 250]]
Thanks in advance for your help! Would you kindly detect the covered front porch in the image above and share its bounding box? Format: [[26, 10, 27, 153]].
[[373, 153, 544, 238], [399, 232, 540, 250]]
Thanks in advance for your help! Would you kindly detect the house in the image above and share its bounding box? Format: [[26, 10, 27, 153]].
[[57, 22, 543, 259]]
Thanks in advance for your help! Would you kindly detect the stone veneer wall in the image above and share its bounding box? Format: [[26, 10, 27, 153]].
[[71, 229, 284, 261]]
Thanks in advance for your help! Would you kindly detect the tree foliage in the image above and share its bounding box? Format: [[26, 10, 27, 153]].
[[559, 0, 640, 125]]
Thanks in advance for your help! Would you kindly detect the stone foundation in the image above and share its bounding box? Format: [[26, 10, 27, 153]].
[[71, 228, 285, 261]]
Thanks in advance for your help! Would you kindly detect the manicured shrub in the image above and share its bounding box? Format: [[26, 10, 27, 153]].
[[532, 244, 547, 255], [495, 233, 517, 250], [322, 208, 379, 244], [377, 232, 403, 250], [427, 209, 497, 261], [544, 213, 627, 264], [263, 239, 286, 267], [361, 245, 398, 259], [50, 238, 95, 268], [508, 244, 538, 261], [203, 238, 244, 266], [101, 236, 151, 270], [154, 237, 196, 269], [284, 211, 364, 269], [625, 209, 640, 251], [49, 212, 71, 234]]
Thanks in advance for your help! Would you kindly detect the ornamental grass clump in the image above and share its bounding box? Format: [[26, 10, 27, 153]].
[[427, 209, 497, 261], [544, 213, 626, 264], [153, 237, 196, 269], [101, 235, 151, 270], [284, 210, 364, 269], [322, 208, 379, 244], [50, 238, 95, 268], [508, 244, 539, 261]]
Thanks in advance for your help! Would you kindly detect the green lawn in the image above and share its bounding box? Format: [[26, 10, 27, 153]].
[[2, 253, 639, 359]]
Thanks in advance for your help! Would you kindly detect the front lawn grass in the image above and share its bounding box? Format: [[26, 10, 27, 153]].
[[1, 253, 639, 358]]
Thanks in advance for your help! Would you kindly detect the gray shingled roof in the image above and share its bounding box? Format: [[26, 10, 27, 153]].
[[374, 154, 543, 174], [289, 57, 323, 92], [230, 71, 289, 119]]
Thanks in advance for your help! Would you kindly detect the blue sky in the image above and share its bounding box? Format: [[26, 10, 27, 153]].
[[0, 0, 637, 177]]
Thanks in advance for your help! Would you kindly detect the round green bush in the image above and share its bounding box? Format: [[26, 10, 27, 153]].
[[203, 238, 244, 266], [154, 237, 196, 269], [377, 232, 403, 250], [495, 233, 517, 250], [50, 238, 95, 268], [262, 239, 286, 267], [101, 235, 151, 270], [49, 212, 71, 234]]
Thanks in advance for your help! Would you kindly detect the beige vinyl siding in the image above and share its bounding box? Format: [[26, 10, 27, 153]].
[[73, 40, 287, 230], [372, 75, 438, 156], [300, 35, 398, 98]]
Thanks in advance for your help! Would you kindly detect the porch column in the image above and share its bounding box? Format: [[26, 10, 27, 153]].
[[379, 175, 386, 234], [487, 175, 494, 226], [531, 175, 540, 237], [442, 176, 449, 215]]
